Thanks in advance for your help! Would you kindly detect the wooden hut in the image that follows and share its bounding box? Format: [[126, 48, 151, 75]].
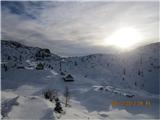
[[63, 74, 74, 82]]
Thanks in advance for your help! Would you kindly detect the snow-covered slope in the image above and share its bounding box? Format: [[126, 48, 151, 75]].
[[2, 40, 159, 94], [1, 40, 160, 119], [59, 43, 160, 94], [1, 40, 60, 69]]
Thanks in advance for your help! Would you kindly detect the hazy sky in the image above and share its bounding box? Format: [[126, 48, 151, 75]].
[[1, 1, 159, 56]]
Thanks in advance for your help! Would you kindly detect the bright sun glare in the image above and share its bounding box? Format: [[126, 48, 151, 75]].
[[104, 27, 142, 49]]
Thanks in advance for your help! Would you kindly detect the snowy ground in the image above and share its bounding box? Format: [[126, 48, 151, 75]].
[[1, 40, 160, 120], [1, 68, 159, 120]]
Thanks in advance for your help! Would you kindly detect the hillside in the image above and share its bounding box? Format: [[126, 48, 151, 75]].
[[2, 40, 159, 94], [1, 40, 159, 119]]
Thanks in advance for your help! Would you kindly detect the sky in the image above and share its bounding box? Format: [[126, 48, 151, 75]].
[[1, 1, 159, 56]]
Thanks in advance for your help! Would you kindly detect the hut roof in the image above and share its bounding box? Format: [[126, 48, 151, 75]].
[[65, 74, 73, 79]]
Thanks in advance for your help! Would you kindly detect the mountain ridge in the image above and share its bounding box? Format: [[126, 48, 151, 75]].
[[1, 40, 159, 94]]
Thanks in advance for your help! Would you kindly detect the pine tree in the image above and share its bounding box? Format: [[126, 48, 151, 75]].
[[54, 98, 63, 113], [123, 68, 126, 75], [74, 61, 77, 66], [4, 64, 8, 72], [135, 82, 137, 86]]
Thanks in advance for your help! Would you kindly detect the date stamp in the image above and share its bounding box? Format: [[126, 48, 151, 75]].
[[112, 100, 151, 107]]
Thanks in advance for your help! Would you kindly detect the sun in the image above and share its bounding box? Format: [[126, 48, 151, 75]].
[[104, 27, 142, 49]]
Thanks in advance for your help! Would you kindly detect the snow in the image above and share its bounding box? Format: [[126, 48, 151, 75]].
[[103, 107, 152, 119], [1, 91, 55, 119], [51, 70, 58, 76], [1, 40, 160, 119]]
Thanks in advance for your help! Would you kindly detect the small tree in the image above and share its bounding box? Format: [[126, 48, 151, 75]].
[[4, 64, 8, 72], [134, 82, 137, 86], [36, 63, 44, 70], [7, 56, 11, 60], [19, 55, 22, 61], [54, 98, 63, 113], [138, 69, 141, 76], [44, 89, 57, 102], [64, 86, 70, 107], [123, 68, 126, 75], [74, 61, 77, 66]]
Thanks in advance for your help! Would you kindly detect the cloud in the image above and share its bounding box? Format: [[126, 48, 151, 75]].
[[1, 1, 159, 56]]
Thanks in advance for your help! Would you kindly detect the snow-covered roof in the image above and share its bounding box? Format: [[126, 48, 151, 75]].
[[65, 74, 73, 79]]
